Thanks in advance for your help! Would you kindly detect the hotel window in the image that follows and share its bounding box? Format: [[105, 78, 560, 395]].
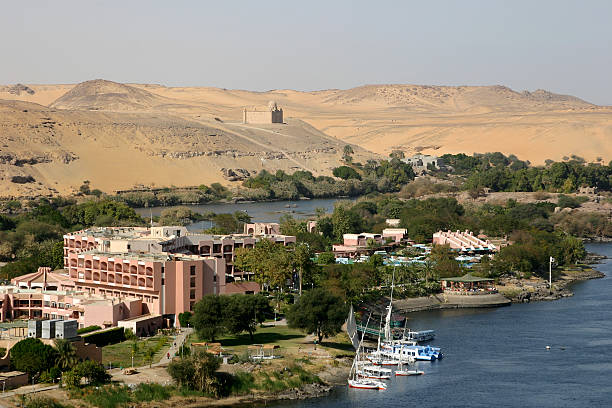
[[65, 304, 71, 309], [190, 301, 195, 311], [190, 289, 196, 299], [161, 278, 165, 285], [190, 266, 196, 276], [43, 301, 50, 307], [190, 277, 196, 288]]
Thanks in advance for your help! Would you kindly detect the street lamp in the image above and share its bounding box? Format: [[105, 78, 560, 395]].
[[549, 256, 555, 289]]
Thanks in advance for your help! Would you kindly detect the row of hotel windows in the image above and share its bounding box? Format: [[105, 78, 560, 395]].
[[69, 261, 154, 274], [75, 286, 159, 303]]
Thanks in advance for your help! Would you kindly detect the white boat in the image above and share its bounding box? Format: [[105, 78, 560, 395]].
[[403, 329, 436, 343], [348, 315, 387, 391], [381, 343, 442, 361], [348, 378, 387, 390], [357, 364, 392, 380], [395, 367, 425, 376]]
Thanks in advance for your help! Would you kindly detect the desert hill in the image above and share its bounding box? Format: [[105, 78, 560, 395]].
[[0, 80, 610, 198], [49, 79, 172, 111], [0, 96, 371, 197]]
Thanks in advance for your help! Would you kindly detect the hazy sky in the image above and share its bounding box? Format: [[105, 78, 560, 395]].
[[1, 0, 611, 105]]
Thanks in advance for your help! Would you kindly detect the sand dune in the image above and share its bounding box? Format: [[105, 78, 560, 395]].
[[0, 80, 610, 198]]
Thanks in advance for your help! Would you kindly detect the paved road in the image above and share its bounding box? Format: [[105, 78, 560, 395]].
[[154, 327, 193, 366], [0, 384, 59, 402]]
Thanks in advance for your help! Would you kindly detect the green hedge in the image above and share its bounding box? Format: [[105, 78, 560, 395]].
[[77, 325, 102, 335], [82, 327, 125, 347]]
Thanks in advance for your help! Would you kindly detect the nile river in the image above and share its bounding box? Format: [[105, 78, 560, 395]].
[[134, 198, 351, 230], [269, 242, 612, 408]]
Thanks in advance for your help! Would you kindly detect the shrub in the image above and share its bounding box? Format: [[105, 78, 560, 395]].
[[83, 385, 131, 408], [82, 327, 125, 347], [77, 325, 101, 335], [332, 166, 361, 180], [24, 396, 68, 408], [557, 195, 589, 209], [532, 191, 551, 201], [133, 383, 171, 402]]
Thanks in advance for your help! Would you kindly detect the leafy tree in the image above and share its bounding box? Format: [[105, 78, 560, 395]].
[[317, 252, 336, 265], [234, 239, 293, 289], [63, 360, 109, 388], [191, 295, 225, 341], [178, 311, 193, 328], [287, 288, 347, 343], [331, 205, 363, 240], [168, 351, 221, 396], [332, 166, 361, 180], [342, 145, 354, 163], [223, 294, 272, 340], [167, 356, 195, 388], [429, 244, 462, 278], [293, 243, 314, 295], [322, 264, 378, 303], [145, 347, 156, 368], [9, 338, 57, 377]]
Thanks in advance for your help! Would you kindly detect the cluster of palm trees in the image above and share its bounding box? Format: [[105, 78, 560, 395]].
[[53, 338, 79, 370]]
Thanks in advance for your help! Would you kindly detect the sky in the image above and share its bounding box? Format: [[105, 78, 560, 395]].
[[1, 0, 611, 105]]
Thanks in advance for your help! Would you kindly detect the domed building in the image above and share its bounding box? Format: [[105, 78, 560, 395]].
[[242, 100, 283, 124]]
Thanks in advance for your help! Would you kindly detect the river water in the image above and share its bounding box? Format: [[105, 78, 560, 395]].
[[134, 198, 352, 230], [270, 242, 612, 408]]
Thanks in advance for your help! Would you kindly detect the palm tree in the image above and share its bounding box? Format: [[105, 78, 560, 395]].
[[53, 339, 78, 370]]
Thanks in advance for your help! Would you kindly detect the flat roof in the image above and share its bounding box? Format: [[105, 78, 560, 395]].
[[78, 250, 215, 262], [118, 313, 162, 323]]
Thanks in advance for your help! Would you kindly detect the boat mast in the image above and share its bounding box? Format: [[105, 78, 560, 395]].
[[384, 266, 395, 342], [352, 314, 371, 380]]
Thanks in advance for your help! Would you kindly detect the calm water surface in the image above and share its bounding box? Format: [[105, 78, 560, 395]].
[[134, 198, 352, 229], [269, 243, 612, 408]]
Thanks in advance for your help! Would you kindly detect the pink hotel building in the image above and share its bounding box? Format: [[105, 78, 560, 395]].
[[6, 225, 295, 328]]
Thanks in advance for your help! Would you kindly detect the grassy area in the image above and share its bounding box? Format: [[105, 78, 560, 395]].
[[185, 324, 354, 358], [186, 324, 306, 355], [68, 383, 172, 408], [102, 335, 171, 368]]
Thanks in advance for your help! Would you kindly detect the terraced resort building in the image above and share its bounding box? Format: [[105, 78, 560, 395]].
[[3, 225, 295, 328]]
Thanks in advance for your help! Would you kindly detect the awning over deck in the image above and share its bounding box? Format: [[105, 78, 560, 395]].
[[442, 273, 493, 282]]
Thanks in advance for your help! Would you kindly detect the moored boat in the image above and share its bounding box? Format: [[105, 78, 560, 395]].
[[348, 378, 387, 390]]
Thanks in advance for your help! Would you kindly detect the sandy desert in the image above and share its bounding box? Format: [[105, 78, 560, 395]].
[[1, 80, 610, 197]]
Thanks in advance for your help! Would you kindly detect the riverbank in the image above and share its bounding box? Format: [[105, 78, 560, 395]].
[[497, 266, 605, 303]]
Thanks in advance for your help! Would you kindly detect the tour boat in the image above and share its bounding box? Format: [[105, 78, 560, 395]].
[[357, 364, 392, 380], [381, 343, 442, 361], [403, 329, 436, 343]]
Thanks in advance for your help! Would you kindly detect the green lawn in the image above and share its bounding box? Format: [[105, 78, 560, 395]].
[[102, 335, 171, 368], [186, 324, 354, 357]]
